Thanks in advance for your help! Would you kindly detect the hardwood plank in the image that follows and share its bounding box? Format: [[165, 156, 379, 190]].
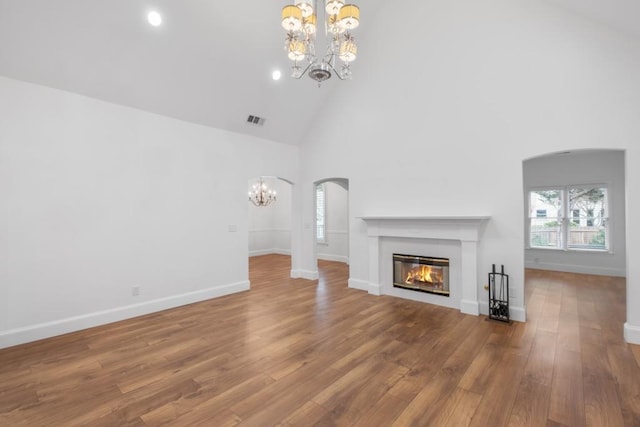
[[548, 348, 586, 426], [310, 357, 408, 425], [606, 343, 640, 426], [522, 329, 558, 387], [584, 376, 625, 427], [391, 315, 491, 425], [507, 330, 557, 426], [582, 330, 625, 426], [538, 300, 561, 333], [508, 378, 552, 427], [428, 388, 483, 427], [467, 349, 528, 427], [457, 332, 510, 394], [352, 393, 408, 427], [147, 373, 274, 425], [631, 345, 640, 369], [279, 401, 329, 427]]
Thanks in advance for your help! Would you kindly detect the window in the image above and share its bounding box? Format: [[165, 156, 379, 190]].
[[316, 184, 326, 243], [528, 186, 609, 251]]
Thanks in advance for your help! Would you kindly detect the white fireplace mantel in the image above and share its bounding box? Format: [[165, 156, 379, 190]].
[[359, 215, 490, 316]]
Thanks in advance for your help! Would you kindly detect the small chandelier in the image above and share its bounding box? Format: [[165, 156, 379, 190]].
[[249, 177, 277, 207], [281, 0, 360, 84]]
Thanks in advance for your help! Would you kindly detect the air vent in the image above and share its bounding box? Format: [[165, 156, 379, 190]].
[[246, 115, 266, 126]]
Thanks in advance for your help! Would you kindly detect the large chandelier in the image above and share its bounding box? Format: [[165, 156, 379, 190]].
[[249, 177, 277, 207], [281, 0, 360, 84]]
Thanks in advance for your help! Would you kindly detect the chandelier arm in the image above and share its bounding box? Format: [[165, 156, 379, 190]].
[[325, 59, 346, 80], [294, 61, 315, 79]]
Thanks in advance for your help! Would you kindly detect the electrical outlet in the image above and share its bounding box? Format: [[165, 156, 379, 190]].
[[509, 287, 516, 299], [132, 286, 140, 297]]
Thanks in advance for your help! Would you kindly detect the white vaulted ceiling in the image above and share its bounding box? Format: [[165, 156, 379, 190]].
[[0, 1, 637, 146]]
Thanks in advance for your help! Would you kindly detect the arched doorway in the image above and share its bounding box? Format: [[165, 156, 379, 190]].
[[313, 178, 350, 277], [523, 149, 626, 276], [522, 149, 627, 326], [247, 176, 295, 272]]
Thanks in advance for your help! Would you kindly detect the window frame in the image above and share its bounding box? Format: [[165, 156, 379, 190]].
[[527, 184, 610, 253]]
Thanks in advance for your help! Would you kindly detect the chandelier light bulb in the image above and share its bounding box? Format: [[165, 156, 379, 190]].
[[303, 14, 317, 34], [327, 14, 345, 35], [339, 38, 357, 62], [295, 1, 314, 18], [281, 5, 303, 31], [338, 4, 360, 30], [287, 40, 307, 61], [326, 0, 345, 15]]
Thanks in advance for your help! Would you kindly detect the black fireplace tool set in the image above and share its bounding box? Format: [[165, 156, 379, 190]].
[[488, 264, 510, 323]]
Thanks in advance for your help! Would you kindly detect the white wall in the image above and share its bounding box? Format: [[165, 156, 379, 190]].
[[248, 177, 292, 256], [317, 181, 349, 263], [524, 150, 626, 276], [297, 0, 640, 335], [0, 76, 299, 348]]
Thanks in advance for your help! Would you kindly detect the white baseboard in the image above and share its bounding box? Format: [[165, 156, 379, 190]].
[[0, 281, 250, 350], [368, 282, 382, 296], [348, 278, 369, 292], [479, 300, 526, 322], [460, 299, 480, 316], [348, 278, 382, 296], [317, 253, 349, 264], [290, 270, 319, 280], [525, 261, 625, 277], [624, 323, 640, 345], [346, 280, 381, 296], [249, 248, 291, 257]]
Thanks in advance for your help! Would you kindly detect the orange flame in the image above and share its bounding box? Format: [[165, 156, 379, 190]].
[[405, 265, 436, 284]]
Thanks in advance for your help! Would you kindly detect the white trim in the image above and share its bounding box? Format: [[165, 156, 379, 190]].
[[249, 248, 291, 257], [525, 261, 625, 277], [325, 230, 349, 235], [0, 281, 250, 349], [348, 278, 369, 292], [368, 282, 382, 296], [317, 253, 349, 263], [290, 270, 319, 280], [248, 228, 292, 233], [624, 323, 640, 345], [461, 299, 480, 316]]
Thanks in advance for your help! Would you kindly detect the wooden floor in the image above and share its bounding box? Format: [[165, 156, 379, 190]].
[[1, 255, 639, 426]]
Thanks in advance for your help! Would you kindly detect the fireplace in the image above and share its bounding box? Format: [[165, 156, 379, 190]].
[[393, 254, 450, 297]]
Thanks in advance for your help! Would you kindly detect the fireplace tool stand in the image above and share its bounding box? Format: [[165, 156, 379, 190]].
[[488, 264, 510, 323]]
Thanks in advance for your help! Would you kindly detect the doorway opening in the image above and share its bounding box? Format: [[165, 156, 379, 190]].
[[314, 178, 350, 279], [248, 176, 294, 272]]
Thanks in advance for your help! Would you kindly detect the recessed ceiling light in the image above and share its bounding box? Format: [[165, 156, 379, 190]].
[[272, 70, 282, 81], [148, 11, 162, 27]]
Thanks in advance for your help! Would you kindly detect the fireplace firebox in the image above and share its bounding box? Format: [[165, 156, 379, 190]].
[[393, 254, 450, 297]]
